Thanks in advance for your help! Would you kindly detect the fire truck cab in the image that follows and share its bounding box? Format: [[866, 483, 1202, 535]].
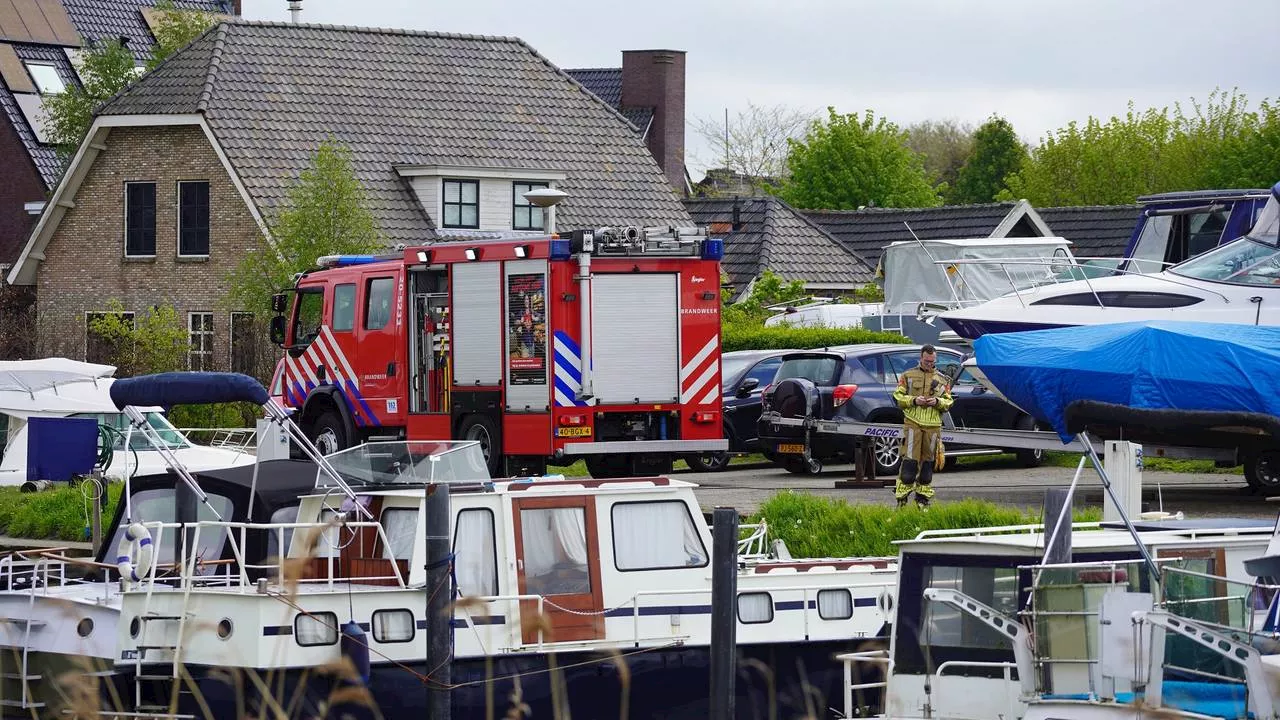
[[269, 227, 728, 478]]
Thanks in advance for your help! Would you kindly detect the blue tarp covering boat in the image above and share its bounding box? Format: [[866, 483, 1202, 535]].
[[973, 321, 1280, 443]]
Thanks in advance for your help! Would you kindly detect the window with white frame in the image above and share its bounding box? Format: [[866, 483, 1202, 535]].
[[454, 508, 497, 597], [177, 181, 210, 256], [611, 501, 708, 571], [442, 180, 479, 229], [86, 311, 134, 364], [229, 312, 255, 375], [25, 62, 64, 94], [124, 182, 157, 257], [188, 312, 214, 370], [512, 181, 548, 231]]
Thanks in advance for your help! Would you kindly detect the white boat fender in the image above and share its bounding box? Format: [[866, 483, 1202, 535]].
[[116, 523, 154, 586], [340, 620, 371, 684]]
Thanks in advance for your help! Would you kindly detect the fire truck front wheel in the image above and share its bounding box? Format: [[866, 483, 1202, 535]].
[[308, 410, 349, 456], [458, 415, 502, 477]]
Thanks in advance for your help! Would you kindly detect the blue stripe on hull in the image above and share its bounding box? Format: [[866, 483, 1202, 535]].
[[942, 317, 1074, 340]]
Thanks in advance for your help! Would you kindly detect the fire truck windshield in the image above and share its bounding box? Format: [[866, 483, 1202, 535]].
[[292, 288, 324, 346]]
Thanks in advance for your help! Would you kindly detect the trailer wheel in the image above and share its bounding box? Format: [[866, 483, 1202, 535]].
[[783, 456, 822, 475], [308, 410, 348, 456], [1014, 415, 1046, 468], [459, 415, 502, 477], [1245, 450, 1280, 493]]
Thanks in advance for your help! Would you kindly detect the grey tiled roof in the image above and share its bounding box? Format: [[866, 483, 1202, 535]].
[[0, 1, 231, 190], [803, 202, 1024, 267], [1038, 205, 1140, 259], [684, 196, 874, 300], [62, 0, 231, 56], [564, 67, 652, 134], [99, 21, 690, 245]]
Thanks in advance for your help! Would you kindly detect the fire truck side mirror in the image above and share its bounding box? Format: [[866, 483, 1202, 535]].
[[269, 315, 287, 347], [270, 293, 287, 313]]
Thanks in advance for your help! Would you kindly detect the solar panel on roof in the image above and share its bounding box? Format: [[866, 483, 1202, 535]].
[[0, 0, 79, 46]]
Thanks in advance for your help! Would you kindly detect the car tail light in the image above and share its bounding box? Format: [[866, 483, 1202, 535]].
[[559, 414, 586, 426], [833, 384, 858, 408], [692, 411, 718, 424]]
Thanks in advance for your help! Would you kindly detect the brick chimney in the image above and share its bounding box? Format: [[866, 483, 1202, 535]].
[[230, 0, 242, 15], [621, 50, 686, 195]]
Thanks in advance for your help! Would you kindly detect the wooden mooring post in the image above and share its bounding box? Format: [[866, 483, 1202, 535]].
[[425, 483, 453, 720], [833, 438, 885, 489], [709, 507, 738, 720]]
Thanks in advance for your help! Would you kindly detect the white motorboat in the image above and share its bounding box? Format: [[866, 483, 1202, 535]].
[[0, 359, 253, 486], [939, 182, 1280, 340]]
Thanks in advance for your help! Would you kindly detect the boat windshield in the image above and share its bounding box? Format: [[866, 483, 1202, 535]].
[[72, 412, 189, 450], [320, 440, 491, 487], [1170, 193, 1280, 286]]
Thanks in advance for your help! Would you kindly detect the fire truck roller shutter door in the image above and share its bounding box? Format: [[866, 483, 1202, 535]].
[[591, 274, 680, 403], [452, 263, 503, 386]]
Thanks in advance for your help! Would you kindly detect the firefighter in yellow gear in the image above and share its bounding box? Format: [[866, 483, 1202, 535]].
[[891, 345, 953, 509]]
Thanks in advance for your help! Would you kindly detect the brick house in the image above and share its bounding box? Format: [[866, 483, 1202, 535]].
[[5, 21, 691, 374], [0, 0, 235, 359]]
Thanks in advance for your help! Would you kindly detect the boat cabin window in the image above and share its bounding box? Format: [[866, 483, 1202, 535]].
[[611, 501, 708, 571], [74, 412, 188, 450], [1172, 236, 1280, 286], [924, 565, 1019, 650], [818, 589, 853, 620], [267, 505, 300, 560], [454, 508, 497, 597], [738, 592, 774, 624], [379, 508, 417, 560], [372, 609, 415, 643], [108, 489, 235, 565], [520, 507, 590, 597], [295, 611, 338, 646]]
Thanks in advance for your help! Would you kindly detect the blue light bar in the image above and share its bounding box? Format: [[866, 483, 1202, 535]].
[[701, 238, 724, 261], [549, 239, 572, 260], [317, 254, 384, 268]]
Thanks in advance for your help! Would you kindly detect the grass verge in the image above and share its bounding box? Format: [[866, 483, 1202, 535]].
[[0, 482, 123, 542], [752, 491, 1102, 557], [1043, 451, 1242, 475]]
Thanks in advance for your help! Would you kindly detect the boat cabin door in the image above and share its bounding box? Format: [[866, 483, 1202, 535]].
[[512, 496, 605, 643]]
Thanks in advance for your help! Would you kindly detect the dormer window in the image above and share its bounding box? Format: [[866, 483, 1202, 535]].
[[442, 180, 479, 229], [513, 181, 548, 231], [25, 63, 64, 94]]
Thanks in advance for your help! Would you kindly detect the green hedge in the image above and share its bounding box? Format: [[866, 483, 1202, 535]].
[[0, 483, 123, 542], [753, 491, 1102, 557], [721, 323, 909, 352]]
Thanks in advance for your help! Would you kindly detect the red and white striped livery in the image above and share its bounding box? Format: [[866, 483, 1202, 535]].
[[270, 227, 728, 478]]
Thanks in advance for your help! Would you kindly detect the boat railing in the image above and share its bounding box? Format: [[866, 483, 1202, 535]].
[[737, 520, 770, 559], [915, 521, 1102, 541], [175, 427, 257, 454], [837, 648, 892, 719], [937, 256, 1232, 309]]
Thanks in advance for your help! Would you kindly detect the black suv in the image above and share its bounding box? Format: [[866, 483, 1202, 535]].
[[757, 344, 1046, 475], [685, 349, 795, 472]]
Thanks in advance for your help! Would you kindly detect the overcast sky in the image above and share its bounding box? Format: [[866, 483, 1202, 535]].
[[244, 0, 1280, 179]]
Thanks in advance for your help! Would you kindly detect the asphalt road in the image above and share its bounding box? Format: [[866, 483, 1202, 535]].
[[679, 455, 1275, 520]]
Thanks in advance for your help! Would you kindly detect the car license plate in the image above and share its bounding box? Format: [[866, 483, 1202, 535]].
[[777, 443, 805, 454], [556, 427, 592, 437]]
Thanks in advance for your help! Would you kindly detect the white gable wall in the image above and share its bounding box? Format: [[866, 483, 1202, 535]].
[[398, 166, 567, 234]]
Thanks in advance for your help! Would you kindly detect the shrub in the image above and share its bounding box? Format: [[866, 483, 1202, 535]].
[[752, 491, 1102, 558], [722, 323, 908, 352], [0, 482, 123, 542]]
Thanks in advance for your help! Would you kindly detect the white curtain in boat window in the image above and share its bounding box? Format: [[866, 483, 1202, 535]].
[[380, 508, 418, 560], [295, 611, 338, 646], [372, 609, 415, 643], [818, 589, 853, 620], [612, 501, 708, 570], [454, 509, 497, 596], [520, 508, 590, 595], [738, 592, 774, 623]]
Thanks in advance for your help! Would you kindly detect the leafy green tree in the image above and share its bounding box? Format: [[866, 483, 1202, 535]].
[[87, 301, 190, 377], [1001, 89, 1279, 206], [227, 139, 384, 314], [41, 2, 217, 161], [948, 116, 1027, 204], [145, 0, 218, 72], [722, 270, 809, 325], [42, 39, 136, 159], [780, 108, 940, 210], [905, 118, 975, 195]]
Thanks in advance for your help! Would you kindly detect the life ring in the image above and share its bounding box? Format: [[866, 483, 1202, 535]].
[[116, 523, 154, 587]]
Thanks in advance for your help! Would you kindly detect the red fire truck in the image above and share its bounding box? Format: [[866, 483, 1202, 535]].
[[269, 227, 728, 478]]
